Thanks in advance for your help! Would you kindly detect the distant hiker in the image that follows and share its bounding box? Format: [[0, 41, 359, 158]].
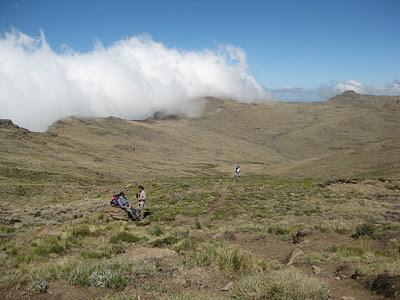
[[137, 186, 146, 219], [115, 191, 141, 221], [235, 165, 241, 178]]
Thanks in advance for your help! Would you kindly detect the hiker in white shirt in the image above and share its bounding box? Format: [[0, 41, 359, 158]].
[[137, 185, 146, 219], [235, 165, 241, 178]]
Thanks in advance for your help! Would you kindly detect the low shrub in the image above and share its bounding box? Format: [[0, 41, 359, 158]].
[[351, 223, 375, 239]]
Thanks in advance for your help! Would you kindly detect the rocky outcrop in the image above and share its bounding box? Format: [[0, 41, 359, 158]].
[[102, 206, 130, 221]]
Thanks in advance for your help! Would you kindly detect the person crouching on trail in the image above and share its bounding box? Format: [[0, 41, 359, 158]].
[[137, 186, 146, 219], [116, 192, 140, 220]]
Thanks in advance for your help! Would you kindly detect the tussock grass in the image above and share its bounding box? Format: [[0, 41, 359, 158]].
[[173, 236, 201, 253], [80, 249, 111, 259], [306, 253, 325, 265], [69, 225, 92, 238], [337, 238, 372, 258], [184, 241, 268, 277], [150, 235, 179, 247], [351, 222, 375, 239], [150, 228, 189, 248], [268, 225, 291, 236], [151, 224, 164, 236], [110, 232, 140, 244], [31, 235, 67, 256], [185, 243, 216, 267], [44, 257, 156, 290], [231, 268, 330, 299], [0, 225, 15, 233], [193, 218, 202, 229]]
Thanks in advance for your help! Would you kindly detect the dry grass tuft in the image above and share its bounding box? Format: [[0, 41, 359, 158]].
[[231, 267, 330, 299]]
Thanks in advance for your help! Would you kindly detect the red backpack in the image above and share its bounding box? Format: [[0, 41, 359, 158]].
[[110, 194, 119, 207]]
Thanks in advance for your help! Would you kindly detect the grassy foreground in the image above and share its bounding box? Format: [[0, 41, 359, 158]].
[[1, 174, 399, 299]]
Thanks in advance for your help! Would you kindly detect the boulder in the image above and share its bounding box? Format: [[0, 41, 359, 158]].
[[292, 228, 312, 244], [312, 265, 322, 274], [287, 248, 305, 266], [221, 281, 233, 291], [0, 119, 13, 126], [102, 206, 130, 221]]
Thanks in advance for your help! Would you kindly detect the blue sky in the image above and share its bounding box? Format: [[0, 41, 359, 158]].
[[1, 0, 399, 95]]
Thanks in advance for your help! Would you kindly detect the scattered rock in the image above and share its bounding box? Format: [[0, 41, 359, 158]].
[[287, 248, 305, 266], [102, 206, 130, 221], [292, 228, 312, 244], [221, 281, 233, 291], [5, 218, 22, 225], [335, 264, 354, 279], [368, 273, 400, 298], [312, 265, 322, 274], [183, 279, 191, 288], [32, 280, 48, 294], [125, 183, 133, 189], [318, 178, 357, 187], [0, 119, 14, 126], [351, 271, 360, 280]]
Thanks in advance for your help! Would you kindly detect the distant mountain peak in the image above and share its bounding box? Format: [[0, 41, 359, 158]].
[[341, 90, 360, 97]]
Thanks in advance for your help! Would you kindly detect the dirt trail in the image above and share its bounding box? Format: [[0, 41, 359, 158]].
[[200, 181, 228, 226]]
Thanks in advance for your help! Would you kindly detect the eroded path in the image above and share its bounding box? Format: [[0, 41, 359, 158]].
[[200, 180, 228, 226]]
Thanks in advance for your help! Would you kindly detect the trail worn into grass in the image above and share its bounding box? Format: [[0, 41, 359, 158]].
[[201, 181, 228, 226]]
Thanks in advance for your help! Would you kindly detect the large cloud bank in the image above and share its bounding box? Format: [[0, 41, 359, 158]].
[[0, 29, 268, 131], [271, 79, 400, 102]]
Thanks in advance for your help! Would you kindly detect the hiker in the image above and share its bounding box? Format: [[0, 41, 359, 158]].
[[235, 165, 241, 178], [137, 185, 146, 219], [115, 192, 141, 221]]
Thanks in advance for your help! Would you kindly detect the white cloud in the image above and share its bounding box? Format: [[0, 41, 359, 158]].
[[0, 29, 269, 131]]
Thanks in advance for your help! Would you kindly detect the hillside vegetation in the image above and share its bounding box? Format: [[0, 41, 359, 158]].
[[0, 92, 399, 299]]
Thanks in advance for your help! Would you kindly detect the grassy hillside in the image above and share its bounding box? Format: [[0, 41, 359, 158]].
[[0, 92, 399, 299]]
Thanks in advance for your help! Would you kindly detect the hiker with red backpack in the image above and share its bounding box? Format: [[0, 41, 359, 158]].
[[111, 191, 141, 220]]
